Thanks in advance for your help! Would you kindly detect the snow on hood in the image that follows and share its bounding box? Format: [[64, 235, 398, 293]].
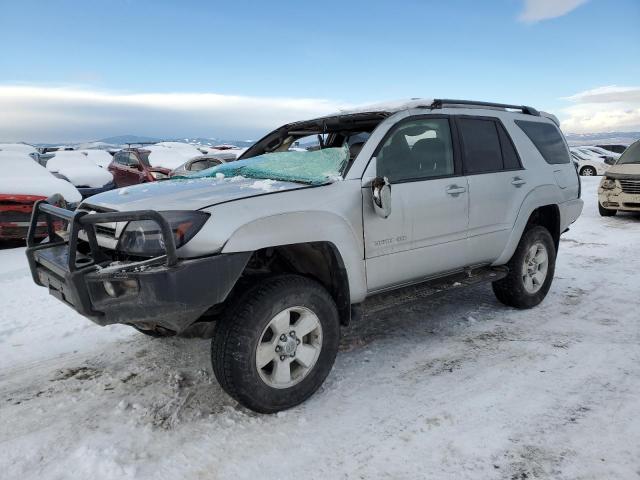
[[0, 143, 37, 155], [82, 174, 307, 212], [146, 142, 203, 169], [47, 151, 113, 188], [77, 149, 113, 168], [0, 151, 81, 202]]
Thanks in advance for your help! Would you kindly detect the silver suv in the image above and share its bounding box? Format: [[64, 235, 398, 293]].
[[26, 99, 583, 413]]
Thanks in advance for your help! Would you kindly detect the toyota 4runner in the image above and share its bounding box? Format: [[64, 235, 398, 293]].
[[26, 99, 583, 413]]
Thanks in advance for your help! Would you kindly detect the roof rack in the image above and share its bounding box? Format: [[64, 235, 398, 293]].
[[430, 99, 540, 116]]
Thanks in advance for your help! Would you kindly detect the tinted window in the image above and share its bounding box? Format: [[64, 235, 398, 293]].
[[497, 123, 521, 170], [458, 118, 503, 174], [515, 120, 569, 164], [377, 118, 454, 182]]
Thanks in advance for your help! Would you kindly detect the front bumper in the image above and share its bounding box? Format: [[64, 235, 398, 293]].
[[26, 201, 250, 333], [598, 190, 640, 211]]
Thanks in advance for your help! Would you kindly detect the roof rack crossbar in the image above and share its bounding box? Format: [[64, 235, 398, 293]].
[[430, 99, 540, 116]]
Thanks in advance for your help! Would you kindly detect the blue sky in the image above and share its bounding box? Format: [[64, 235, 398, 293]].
[[0, 0, 639, 142]]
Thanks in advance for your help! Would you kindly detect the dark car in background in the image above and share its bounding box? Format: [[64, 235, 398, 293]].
[[597, 144, 628, 154]]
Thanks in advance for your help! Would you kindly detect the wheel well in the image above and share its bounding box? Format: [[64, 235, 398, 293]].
[[526, 205, 560, 250], [238, 242, 351, 326]]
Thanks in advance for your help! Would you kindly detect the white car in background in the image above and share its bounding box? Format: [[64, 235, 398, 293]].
[[45, 151, 115, 197], [144, 142, 204, 170], [569, 147, 609, 176]]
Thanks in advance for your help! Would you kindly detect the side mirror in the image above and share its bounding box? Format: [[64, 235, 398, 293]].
[[604, 157, 615, 165], [372, 176, 392, 218]]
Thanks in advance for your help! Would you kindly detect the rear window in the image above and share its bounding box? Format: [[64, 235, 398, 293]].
[[515, 120, 570, 165]]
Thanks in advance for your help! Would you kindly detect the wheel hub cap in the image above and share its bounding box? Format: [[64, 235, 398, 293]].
[[255, 306, 323, 389], [522, 241, 549, 294], [280, 334, 298, 356]]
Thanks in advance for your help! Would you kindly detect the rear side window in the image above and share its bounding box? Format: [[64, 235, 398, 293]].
[[457, 118, 503, 174], [497, 123, 521, 170], [515, 120, 570, 165]]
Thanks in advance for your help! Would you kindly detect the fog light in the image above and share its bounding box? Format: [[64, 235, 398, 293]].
[[102, 279, 139, 298], [103, 281, 117, 297]]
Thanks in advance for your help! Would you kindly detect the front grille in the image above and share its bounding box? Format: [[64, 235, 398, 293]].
[[619, 179, 640, 194]]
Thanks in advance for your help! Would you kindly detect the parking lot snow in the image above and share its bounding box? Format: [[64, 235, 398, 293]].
[[0, 177, 638, 479]]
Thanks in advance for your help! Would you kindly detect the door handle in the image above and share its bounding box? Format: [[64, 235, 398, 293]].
[[446, 185, 467, 196], [511, 177, 527, 187]]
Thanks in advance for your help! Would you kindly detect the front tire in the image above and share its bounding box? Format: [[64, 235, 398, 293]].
[[212, 275, 340, 413], [598, 203, 616, 217], [492, 226, 556, 309]]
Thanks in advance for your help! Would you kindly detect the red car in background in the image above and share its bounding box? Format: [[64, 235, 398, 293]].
[[0, 149, 81, 241], [108, 148, 172, 187]]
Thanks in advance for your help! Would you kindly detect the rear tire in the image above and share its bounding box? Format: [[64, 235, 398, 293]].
[[492, 226, 556, 309], [598, 203, 616, 217], [212, 275, 340, 413]]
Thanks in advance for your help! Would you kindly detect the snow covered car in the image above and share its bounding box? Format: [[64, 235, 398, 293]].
[[0, 150, 81, 240], [109, 142, 202, 187], [580, 146, 620, 163], [597, 140, 640, 216], [45, 151, 115, 198], [569, 147, 609, 176], [26, 99, 582, 413], [169, 153, 236, 178]]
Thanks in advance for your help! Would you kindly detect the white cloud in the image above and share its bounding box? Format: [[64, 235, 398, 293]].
[[519, 0, 588, 23], [560, 85, 640, 133], [0, 85, 351, 143]]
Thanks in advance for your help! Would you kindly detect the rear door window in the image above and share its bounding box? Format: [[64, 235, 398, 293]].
[[515, 120, 570, 165], [457, 118, 503, 174]]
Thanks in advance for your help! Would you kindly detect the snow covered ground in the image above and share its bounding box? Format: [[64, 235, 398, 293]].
[[0, 177, 638, 479]]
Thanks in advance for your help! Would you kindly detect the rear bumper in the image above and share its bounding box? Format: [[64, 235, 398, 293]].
[[25, 201, 250, 333]]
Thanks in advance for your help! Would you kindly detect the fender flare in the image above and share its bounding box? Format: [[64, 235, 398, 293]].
[[221, 211, 368, 303]]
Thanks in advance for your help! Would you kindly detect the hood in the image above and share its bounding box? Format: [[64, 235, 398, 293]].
[[80, 175, 310, 211], [606, 163, 640, 177]]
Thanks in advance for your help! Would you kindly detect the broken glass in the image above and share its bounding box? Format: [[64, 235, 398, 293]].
[[176, 145, 349, 185]]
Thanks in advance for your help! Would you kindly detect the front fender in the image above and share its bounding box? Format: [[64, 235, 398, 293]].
[[222, 211, 367, 302]]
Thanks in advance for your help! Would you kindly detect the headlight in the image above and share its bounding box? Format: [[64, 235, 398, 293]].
[[150, 171, 169, 180], [600, 177, 617, 190], [117, 211, 209, 256]]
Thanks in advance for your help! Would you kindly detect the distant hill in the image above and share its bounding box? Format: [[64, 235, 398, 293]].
[[94, 135, 255, 148], [565, 131, 640, 146], [97, 135, 162, 145]]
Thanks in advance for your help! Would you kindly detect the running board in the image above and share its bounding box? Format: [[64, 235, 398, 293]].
[[359, 267, 508, 318]]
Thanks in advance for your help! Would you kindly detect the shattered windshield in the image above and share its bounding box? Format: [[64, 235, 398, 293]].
[[617, 142, 640, 165], [180, 144, 349, 185]]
